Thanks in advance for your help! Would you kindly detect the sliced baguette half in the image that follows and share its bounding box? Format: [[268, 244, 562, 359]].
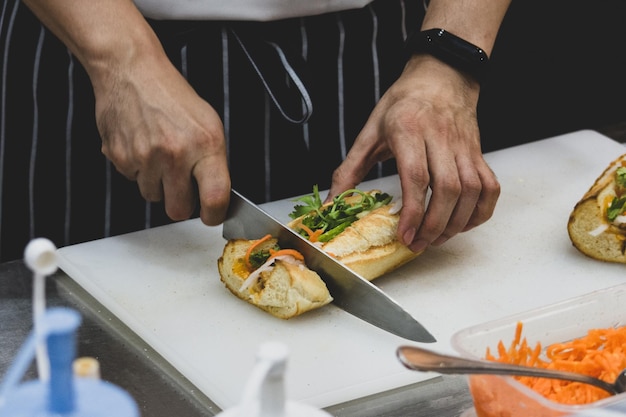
[[217, 237, 333, 319], [567, 153, 626, 263]]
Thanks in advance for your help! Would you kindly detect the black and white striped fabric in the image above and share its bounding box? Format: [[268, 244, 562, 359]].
[[0, 0, 426, 261]]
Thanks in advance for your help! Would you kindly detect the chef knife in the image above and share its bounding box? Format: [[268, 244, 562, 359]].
[[222, 189, 436, 343]]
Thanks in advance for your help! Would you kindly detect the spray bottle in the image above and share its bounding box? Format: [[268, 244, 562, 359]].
[[0, 238, 139, 417]]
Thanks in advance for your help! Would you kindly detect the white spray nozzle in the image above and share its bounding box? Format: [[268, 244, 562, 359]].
[[24, 238, 58, 382], [238, 342, 288, 417], [257, 342, 288, 376], [217, 342, 332, 417], [24, 238, 58, 276]]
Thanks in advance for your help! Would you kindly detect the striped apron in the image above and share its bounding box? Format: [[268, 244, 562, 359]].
[[0, 0, 426, 261]]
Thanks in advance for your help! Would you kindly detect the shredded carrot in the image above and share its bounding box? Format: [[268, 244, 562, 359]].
[[297, 224, 324, 243], [486, 321, 626, 405], [244, 234, 272, 270], [268, 248, 305, 262]]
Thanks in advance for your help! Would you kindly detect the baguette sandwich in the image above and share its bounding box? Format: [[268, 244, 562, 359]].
[[568, 153, 626, 262], [286, 187, 423, 280], [217, 186, 422, 319], [217, 235, 333, 319]]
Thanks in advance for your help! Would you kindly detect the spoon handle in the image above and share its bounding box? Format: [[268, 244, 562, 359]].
[[397, 345, 618, 395]]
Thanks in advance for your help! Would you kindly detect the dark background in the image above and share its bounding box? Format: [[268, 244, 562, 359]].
[[477, 0, 626, 151]]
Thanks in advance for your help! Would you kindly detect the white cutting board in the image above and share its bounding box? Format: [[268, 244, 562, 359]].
[[57, 130, 626, 411]]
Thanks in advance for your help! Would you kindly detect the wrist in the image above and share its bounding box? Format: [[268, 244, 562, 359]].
[[404, 28, 489, 86], [68, 5, 161, 81], [85, 22, 165, 93], [402, 54, 481, 105]]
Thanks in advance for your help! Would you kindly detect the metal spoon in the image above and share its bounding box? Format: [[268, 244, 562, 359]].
[[397, 345, 626, 395]]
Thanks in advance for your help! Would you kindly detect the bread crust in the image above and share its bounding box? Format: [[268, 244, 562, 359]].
[[217, 238, 333, 319], [288, 194, 422, 280], [568, 153, 626, 263]]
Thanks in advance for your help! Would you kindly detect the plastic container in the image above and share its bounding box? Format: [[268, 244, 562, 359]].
[[451, 283, 626, 417]]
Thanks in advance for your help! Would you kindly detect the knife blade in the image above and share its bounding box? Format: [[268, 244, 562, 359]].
[[222, 189, 436, 343]]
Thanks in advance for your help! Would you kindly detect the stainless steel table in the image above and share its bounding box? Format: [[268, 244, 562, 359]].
[[0, 259, 474, 417]]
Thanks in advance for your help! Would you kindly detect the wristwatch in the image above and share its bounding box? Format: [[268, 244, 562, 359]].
[[404, 28, 489, 85]]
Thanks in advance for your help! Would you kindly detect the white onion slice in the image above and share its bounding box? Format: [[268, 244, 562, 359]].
[[239, 255, 302, 292], [588, 224, 609, 237]]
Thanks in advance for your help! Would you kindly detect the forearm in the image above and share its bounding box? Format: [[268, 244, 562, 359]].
[[421, 0, 512, 55], [20, 0, 165, 89]]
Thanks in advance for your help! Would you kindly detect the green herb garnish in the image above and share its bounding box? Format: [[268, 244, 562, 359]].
[[607, 167, 626, 222], [288, 185, 393, 242], [617, 167, 626, 189], [248, 244, 280, 269], [607, 196, 626, 222], [289, 184, 325, 219]]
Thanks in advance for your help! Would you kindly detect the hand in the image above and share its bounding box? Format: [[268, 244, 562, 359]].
[[19, 0, 231, 224], [327, 55, 500, 252], [93, 48, 231, 226]]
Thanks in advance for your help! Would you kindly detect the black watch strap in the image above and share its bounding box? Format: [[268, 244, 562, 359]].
[[404, 28, 489, 85]]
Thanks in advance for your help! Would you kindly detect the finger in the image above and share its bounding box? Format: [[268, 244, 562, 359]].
[[397, 179, 429, 253], [101, 141, 139, 181], [463, 163, 500, 231], [161, 165, 196, 221], [431, 156, 483, 246], [136, 167, 165, 203], [394, 138, 430, 251], [193, 155, 231, 226], [398, 128, 465, 253], [414, 164, 461, 248], [101, 133, 166, 200]]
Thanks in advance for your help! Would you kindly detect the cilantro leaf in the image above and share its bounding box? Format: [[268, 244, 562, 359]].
[[607, 196, 626, 222], [289, 184, 324, 219]]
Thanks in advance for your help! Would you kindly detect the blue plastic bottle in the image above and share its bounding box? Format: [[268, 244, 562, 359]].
[[0, 307, 139, 417]]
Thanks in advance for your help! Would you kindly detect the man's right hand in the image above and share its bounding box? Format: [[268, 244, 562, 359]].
[[94, 46, 231, 226]]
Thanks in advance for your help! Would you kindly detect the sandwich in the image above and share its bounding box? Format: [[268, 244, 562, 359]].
[[567, 153, 626, 262], [286, 186, 423, 280], [217, 235, 333, 319], [217, 186, 423, 319]]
